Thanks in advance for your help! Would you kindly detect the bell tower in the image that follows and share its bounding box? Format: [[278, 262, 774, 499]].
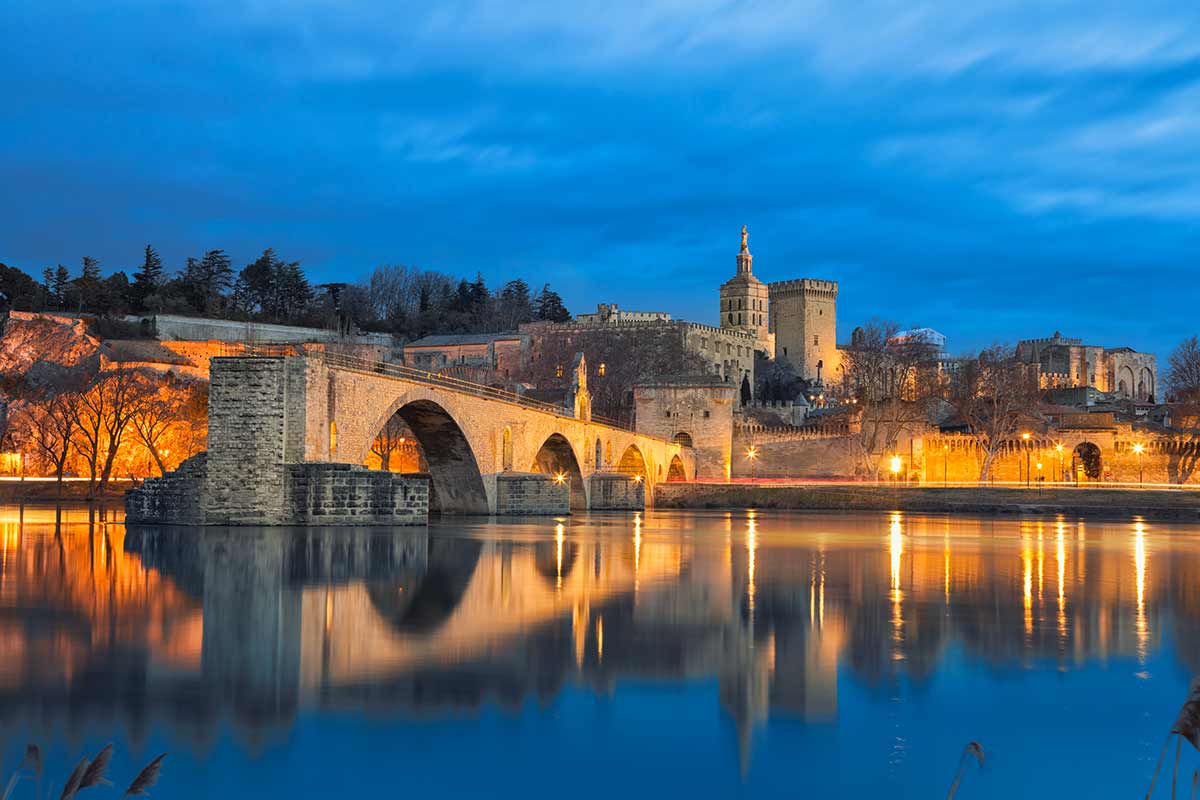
[[719, 226, 771, 353]]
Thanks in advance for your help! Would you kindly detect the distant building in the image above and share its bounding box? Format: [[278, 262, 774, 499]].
[[1016, 331, 1157, 402], [719, 225, 773, 355], [575, 303, 671, 324], [401, 332, 530, 377]]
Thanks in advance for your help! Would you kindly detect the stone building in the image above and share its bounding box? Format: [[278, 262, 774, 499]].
[[1016, 332, 1157, 402], [401, 332, 530, 378], [634, 376, 737, 480]]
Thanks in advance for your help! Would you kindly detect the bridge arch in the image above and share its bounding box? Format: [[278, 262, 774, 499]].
[[531, 433, 587, 509], [365, 537, 483, 635], [616, 444, 649, 482], [364, 399, 489, 514], [667, 455, 687, 482]]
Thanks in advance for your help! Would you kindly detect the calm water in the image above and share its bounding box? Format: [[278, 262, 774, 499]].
[[1, 505, 1198, 797]]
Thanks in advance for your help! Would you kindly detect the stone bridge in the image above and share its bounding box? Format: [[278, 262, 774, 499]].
[[128, 354, 692, 524]]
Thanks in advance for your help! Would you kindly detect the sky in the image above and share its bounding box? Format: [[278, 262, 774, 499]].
[[2, 1, 1199, 357]]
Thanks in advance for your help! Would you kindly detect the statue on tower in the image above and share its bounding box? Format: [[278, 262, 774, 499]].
[[740, 225, 749, 253]]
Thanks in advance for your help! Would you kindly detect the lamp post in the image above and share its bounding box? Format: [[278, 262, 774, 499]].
[[889, 454, 903, 484], [1021, 432, 1031, 487], [746, 446, 759, 481], [1036, 461, 1043, 493], [1055, 443, 1064, 484], [1132, 442, 1145, 486]]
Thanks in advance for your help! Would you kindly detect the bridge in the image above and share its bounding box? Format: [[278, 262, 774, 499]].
[[128, 352, 693, 525]]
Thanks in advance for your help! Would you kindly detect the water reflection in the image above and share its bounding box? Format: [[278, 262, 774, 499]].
[[1, 505, 1199, 778]]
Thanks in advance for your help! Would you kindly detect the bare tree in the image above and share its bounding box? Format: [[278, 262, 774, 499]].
[[369, 415, 408, 471], [17, 390, 80, 486], [1167, 336, 1200, 402], [840, 321, 938, 477], [945, 344, 1042, 481], [130, 376, 199, 476], [72, 367, 147, 493]]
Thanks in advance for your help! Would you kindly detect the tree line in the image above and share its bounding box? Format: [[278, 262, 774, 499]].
[[0, 250, 572, 340]]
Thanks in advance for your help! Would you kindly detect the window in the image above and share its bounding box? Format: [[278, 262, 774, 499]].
[[814, 336, 819, 346], [664, 410, 671, 418], [598, 362, 606, 376], [329, 421, 338, 456], [703, 410, 711, 418], [783, 347, 788, 356], [555, 364, 564, 378], [672, 432, 694, 447]]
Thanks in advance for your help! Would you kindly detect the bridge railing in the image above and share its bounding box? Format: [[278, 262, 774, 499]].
[[241, 347, 636, 431]]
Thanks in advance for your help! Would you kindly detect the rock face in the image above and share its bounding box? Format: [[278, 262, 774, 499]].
[[0, 311, 101, 384]]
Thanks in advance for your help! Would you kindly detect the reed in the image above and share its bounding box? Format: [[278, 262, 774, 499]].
[[946, 741, 985, 799], [1146, 678, 1200, 799], [0, 745, 165, 800]]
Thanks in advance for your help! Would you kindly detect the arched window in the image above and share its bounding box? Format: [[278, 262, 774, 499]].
[[672, 432, 694, 447], [329, 421, 338, 456], [595, 438, 603, 467], [502, 427, 513, 470]]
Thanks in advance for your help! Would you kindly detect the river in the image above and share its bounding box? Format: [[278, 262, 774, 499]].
[[0, 504, 1196, 798]]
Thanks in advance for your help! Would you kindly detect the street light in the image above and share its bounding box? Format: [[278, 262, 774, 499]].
[[889, 454, 903, 483], [1021, 432, 1032, 487], [1036, 461, 1043, 493], [746, 446, 759, 481], [1055, 443, 1064, 484], [1132, 442, 1145, 486]]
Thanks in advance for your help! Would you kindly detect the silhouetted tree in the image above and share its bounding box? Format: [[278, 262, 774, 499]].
[[534, 284, 571, 322], [132, 245, 164, 309]]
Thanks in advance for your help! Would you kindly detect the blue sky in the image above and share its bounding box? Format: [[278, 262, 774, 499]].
[[2, 1, 1199, 356]]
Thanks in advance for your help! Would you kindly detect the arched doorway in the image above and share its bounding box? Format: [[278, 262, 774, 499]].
[[369, 399, 489, 514], [672, 431, 694, 448], [531, 433, 587, 510], [616, 444, 648, 483], [1072, 442, 1102, 482], [667, 455, 687, 482]]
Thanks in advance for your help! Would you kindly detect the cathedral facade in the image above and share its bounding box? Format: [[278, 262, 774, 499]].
[[719, 227, 840, 384]]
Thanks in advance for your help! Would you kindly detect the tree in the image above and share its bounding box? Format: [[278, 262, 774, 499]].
[[534, 284, 571, 322], [1167, 336, 1200, 402], [81, 256, 101, 281], [496, 279, 534, 330], [840, 321, 938, 477], [72, 367, 145, 493], [17, 390, 79, 487], [369, 415, 409, 471], [0, 263, 44, 311], [132, 245, 164, 309], [130, 376, 202, 475], [945, 344, 1042, 481], [182, 249, 234, 315]]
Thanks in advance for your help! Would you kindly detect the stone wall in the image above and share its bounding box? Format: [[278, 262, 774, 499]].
[[768, 279, 839, 382], [125, 454, 208, 524], [286, 463, 428, 524], [495, 472, 569, 515], [588, 473, 645, 510], [731, 430, 859, 479]]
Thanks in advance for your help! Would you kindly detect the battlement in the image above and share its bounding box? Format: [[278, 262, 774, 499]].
[[768, 278, 838, 298]]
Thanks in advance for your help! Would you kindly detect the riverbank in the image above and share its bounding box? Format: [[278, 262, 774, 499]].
[[655, 482, 1200, 521], [0, 480, 133, 501]]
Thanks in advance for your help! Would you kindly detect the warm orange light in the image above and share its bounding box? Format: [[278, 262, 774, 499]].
[[553, 472, 567, 484], [889, 454, 903, 474], [746, 446, 758, 460], [632, 474, 644, 483], [1132, 442, 1145, 455], [1021, 432, 1031, 441], [1055, 443, 1064, 453], [1036, 462, 1043, 471]]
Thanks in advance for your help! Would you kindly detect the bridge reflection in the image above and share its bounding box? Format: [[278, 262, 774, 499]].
[[0, 506, 1198, 760]]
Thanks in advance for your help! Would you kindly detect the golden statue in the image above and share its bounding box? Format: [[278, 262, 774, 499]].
[[740, 225, 749, 253]]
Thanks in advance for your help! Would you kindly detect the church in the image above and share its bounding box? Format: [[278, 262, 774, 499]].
[[718, 226, 840, 385]]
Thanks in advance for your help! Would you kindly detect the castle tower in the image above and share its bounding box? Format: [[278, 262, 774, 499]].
[[719, 226, 772, 354], [768, 279, 839, 384]]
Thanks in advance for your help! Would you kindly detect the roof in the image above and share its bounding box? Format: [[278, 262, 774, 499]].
[[405, 332, 527, 348]]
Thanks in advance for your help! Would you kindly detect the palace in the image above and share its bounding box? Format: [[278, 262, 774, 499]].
[[719, 225, 840, 384]]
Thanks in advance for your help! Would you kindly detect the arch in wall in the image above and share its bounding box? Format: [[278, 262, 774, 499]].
[[672, 431, 694, 448], [502, 427, 514, 470], [1118, 366, 1136, 398], [329, 421, 338, 456], [616, 444, 649, 482], [530, 433, 587, 509], [1139, 367, 1155, 402], [595, 438, 603, 468], [667, 455, 687, 482], [366, 537, 483, 635], [605, 441, 613, 465], [1072, 441, 1102, 481], [367, 399, 489, 514]]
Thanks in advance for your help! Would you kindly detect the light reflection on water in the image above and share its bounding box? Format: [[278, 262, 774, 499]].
[[1, 504, 1199, 797]]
